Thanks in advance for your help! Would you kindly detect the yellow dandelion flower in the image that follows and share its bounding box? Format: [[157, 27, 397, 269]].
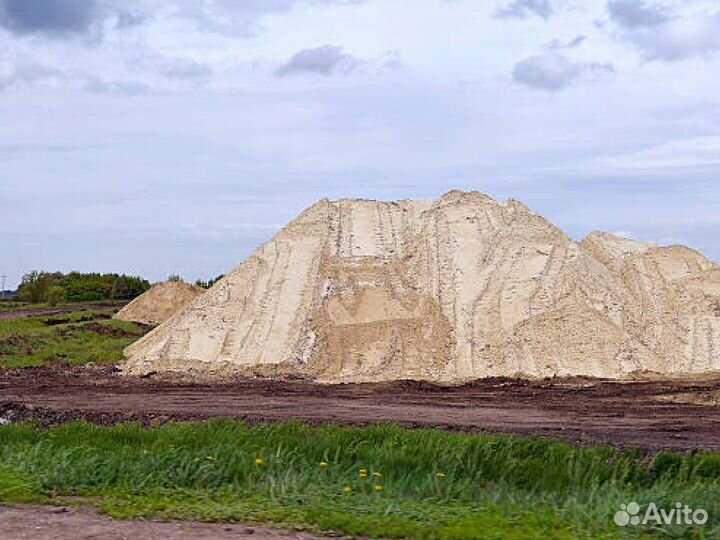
[[359, 472, 368, 479], [255, 458, 264, 466], [374, 485, 384, 491], [319, 461, 329, 467], [206, 456, 215, 461], [435, 472, 446, 478], [373, 472, 382, 478], [193, 457, 201, 463], [343, 486, 352, 493], [359, 469, 367, 474]]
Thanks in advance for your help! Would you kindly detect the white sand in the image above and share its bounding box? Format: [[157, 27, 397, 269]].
[[122, 191, 720, 382]]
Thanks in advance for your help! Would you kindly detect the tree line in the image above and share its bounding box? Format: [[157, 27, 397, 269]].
[[17, 271, 151, 305], [14, 271, 228, 306]]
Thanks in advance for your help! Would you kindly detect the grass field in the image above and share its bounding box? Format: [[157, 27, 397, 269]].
[[0, 420, 718, 539], [0, 310, 148, 369]]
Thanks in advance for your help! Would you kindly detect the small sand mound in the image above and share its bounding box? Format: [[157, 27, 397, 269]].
[[114, 282, 205, 326], [122, 191, 720, 382]]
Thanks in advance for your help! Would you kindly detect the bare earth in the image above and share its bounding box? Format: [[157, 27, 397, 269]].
[[0, 303, 122, 322], [0, 505, 326, 540], [3, 365, 720, 538], [3, 365, 720, 452]]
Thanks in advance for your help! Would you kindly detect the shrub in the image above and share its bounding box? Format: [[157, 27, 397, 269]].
[[45, 286, 67, 307]]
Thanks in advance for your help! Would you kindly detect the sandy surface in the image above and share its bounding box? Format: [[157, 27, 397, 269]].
[[0, 505, 327, 540], [114, 282, 204, 326], [122, 191, 720, 383], [3, 365, 720, 452]]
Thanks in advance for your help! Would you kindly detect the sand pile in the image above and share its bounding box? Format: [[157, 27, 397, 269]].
[[122, 191, 720, 382], [114, 282, 205, 326]]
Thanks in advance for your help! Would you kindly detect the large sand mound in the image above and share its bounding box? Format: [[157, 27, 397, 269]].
[[114, 282, 205, 326], [123, 191, 720, 382]]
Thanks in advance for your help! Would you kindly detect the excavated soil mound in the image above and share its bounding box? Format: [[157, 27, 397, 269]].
[[122, 191, 720, 382], [114, 282, 205, 326]]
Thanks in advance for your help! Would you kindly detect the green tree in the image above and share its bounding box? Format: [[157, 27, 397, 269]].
[[195, 274, 225, 288], [16, 271, 151, 303], [111, 275, 151, 300], [16, 271, 62, 303], [46, 286, 67, 306], [167, 274, 183, 283]]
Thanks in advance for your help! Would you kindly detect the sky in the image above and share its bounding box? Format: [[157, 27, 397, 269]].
[[0, 0, 718, 288]]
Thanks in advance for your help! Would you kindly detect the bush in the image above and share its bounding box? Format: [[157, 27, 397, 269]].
[[45, 286, 67, 307], [16, 271, 62, 303], [195, 274, 225, 289]]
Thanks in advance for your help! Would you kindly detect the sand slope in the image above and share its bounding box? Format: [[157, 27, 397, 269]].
[[123, 191, 720, 382], [114, 282, 205, 326]]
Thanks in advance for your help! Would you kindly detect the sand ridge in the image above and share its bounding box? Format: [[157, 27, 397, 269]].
[[114, 281, 205, 326], [122, 191, 720, 382]]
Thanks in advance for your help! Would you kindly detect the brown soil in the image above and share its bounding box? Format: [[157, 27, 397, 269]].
[[55, 322, 146, 339], [3, 365, 720, 452], [0, 505, 328, 540], [0, 303, 123, 322]]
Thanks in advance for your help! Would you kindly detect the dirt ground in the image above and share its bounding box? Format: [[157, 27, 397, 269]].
[[0, 303, 123, 322], [0, 505, 328, 540], [3, 364, 720, 452]]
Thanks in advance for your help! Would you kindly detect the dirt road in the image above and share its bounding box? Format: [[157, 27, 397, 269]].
[[0, 505, 326, 540], [2, 365, 720, 452]]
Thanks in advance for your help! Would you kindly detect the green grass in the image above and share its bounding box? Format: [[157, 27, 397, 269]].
[[1, 420, 718, 539], [0, 310, 148, 368]]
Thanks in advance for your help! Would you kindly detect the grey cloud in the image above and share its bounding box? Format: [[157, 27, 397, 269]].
[[0, 54, 149, 94], [628, 14, 720, 61], [0, 0, 97, 35], [142, 57, 212, 81], [512, 52, 615, 91], [0, 60, 65, 89], [378, 49, 403, 72], [607, 0, 670, 29], [275, 45, 360, 77], [512, 53, 580, 90], [113, 9, 146, 29], [495, 0, 553, 20], [161, 60, 212, 81], [172, 0, 363, 37], [587, 62, 616, 76], [83, 77, 149, 95], [547, 34, 587, 50], [609, 4, 720, 62]]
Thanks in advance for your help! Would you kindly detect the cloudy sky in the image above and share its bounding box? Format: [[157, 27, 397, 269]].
[[1, 0, 718, 288]]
